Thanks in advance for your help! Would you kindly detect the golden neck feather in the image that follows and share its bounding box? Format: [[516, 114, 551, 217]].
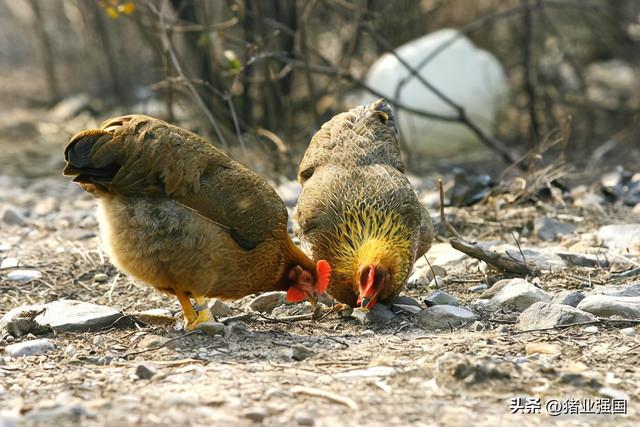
[[328, 206, 413, 280]]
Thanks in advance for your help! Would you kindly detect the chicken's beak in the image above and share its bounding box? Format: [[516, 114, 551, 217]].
[[306, 291, 319, 307], [359, 291, 380, 310]]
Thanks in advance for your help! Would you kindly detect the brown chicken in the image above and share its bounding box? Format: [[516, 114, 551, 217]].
[[294, 99, 432, 308], [63, 115, 330, 329]]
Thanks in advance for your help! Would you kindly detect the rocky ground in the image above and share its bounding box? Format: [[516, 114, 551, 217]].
[[1, 106, 640, 426]]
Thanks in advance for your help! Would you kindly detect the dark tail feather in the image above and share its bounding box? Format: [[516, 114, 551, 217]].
[[63, 130, 119, 187]]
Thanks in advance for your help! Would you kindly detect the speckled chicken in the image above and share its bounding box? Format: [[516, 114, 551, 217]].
[[294, 99, 432, 308], [63, 115, 330, 329]]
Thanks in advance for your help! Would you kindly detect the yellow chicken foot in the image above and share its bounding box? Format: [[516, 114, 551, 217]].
[[176, 290, 198, 330], [192, 296, 213, 325]]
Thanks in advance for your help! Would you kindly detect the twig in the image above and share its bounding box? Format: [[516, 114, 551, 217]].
[[437, 178, 463, 240], [513, 318, 640, 335], [511, 232, 528, 274], [107, 272, 120, 305], [256, 312, 315, 323], [438, 178, 537, 275], [291, 386, 359, 410], [123, 330, 203, 358]]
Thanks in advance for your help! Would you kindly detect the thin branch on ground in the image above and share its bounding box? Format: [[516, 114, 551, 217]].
[[512, 318, 640, 335], [438, 178, 538, 275]]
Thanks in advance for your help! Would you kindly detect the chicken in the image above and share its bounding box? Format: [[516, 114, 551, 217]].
[[294, 99, 432, 308], [63, 115, 331, 329]]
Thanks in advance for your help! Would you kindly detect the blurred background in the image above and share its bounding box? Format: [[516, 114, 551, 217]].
[[0, 0, 638, 184]]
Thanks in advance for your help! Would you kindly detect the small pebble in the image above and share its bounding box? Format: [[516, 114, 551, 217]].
[[93, 273, 109, 283], [243, 407, 269, 422], [425, 290, 459, 306], [362, 330, 375, 336], [210, 300, 232, 317], [135, 364, 156, 380], [468, 283, 488, 293], [291, 344, 315, 361], [7, 270, 42, 283], [0, 257, 19, 269], [296, 412, 315, 426], [196, 320, 225, 336], [5, 339, 54, 357], [584, 326, 598, 333], [1, 205, 25, 226]]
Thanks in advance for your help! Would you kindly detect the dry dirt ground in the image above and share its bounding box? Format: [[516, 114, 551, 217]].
[[1, 111, 640, 427]]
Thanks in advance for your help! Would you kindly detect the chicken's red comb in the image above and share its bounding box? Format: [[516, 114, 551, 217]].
[[316, 260, 331, 294]]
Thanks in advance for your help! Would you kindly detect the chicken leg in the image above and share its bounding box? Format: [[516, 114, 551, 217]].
[[193, 296, 213, 325], [175, 292, 212, 330]]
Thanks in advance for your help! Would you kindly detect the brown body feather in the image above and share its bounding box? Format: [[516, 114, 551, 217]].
[[294, 100, 433, 306], [64, 115, 314, 301]]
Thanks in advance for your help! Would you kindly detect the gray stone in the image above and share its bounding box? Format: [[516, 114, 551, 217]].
[[93, 273, 109, 283], [369, 303, 396, 321], [0, 257, 18, 269], [5, 339, 54, 357], [351, 304, 395, 324], [35, 300, 123, 332], [392, 304, 422, 314], [196, 320, 225, 336], [392, 295, 426, 313], [589, 283, 640, 298], [483, 279, 550, 312], [209, 300, 232, 317], [389, 295, 423, 308], [0, 305, 51, 338], [291, 344, 315, 361], [551, 290, 586, 307], [598, 224, 640, 251], [517, 302, 596, 330], [24, 404, 87, 424], [0, 412, 20, 427], [555, 252, 609, 268], [242, 407, 269, 422], [295, 411, 315, 426], [425, 290, 459, 306], [468, 283, 488, 292], [479, 279, 515, 299], [247, 292, 286, 314], [577, 295, 640, 319], [6, 269, 42, 283], [620, 327, 636, 337], [135, 364, 156, 380], [416, 305, 477, 331], [536, 217, 576, 241], [0, 205, 25, 226], [407, 265, 447, 288]]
